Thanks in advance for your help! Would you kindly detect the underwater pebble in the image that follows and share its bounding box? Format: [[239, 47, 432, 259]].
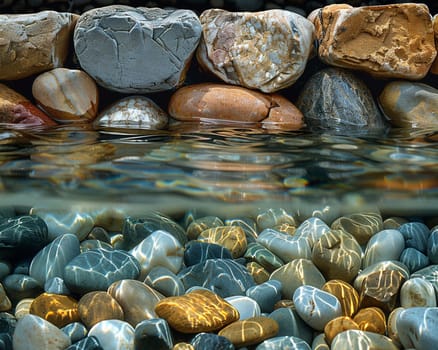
[[400, 277, 437, 308], [190, 332, 234, 350], [134, 318, 173, 350], [88, 320, 134, 350], [184, 241, 233, 267], [362, 229, 405, 269], [268, 307, 313, 344], [246, 280, 282, 313], [225, 295, 261, 320]]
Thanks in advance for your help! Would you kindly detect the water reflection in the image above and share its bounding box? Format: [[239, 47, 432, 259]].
[[0, 124, 437, 215]]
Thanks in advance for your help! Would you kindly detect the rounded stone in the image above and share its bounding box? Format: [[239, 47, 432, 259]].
[[399, 247, 430, 273], [399, 222, 430, 254], [427, 228, 438, 264], [94, 96, 168, 129], [30, 293, 80, 328], [108, 279, 164, 327], [63, 248, 140, 294], [400, 278, 437, 308], [244, 242, 284, 273], [134, 318, 173, 350], [197, 9, 314, 93], [190, 332, 234, 350], [32, 68, 99, 123], [197, 226, 247, 258], [155, 289, 239, 333], [225, 295, 261, 320], [14, 299, 33, 320], [296, 68, 385, 131], [353, 307, 386, 334], [321, 280, 359, 317], [61, 322, 88, 344], [12, 314, 71, 350], [44, 277, 71, 295], [129, 230, 184, 280], [379, 81, 438, 128], [362, 229, 405, 269], [331, 212, 383, 246], [184, 241, 233, 267], [88, 320, 134, 350], [0, 284, 11, 312], [311, 229, 362, 283], [218, 316, 279, 348], [411, 265, 438, 295], [268, 307, 313, 344], [144, 266, 185, 297], [293, 285, 342, 331], [294, 217, 330, 248], [246, 262, 270, 285], [2, 274, 43, 303], [186, 216, 224, 240], [246, 280, 282, 313], [270, 259, 325, 298], [74, 6, 202, 93], [256, 208, 296, 231], [324, 316, 360, 345], [78, 291, 124, 329], [331, 330, 399, 350], [65, 336, 102, 350], [30, 233, 81, 286]]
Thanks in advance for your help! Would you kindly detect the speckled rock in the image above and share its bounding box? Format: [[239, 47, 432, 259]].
[[322, 280, 359, 317], [400, 277, 436, 308], [134, 318, 173, 350], [0, 11, 78, 80], [293, 285, 342, 331], [353, 307, 386, 334], [197, 226, 247, 258], [379, 81, 438, 128], [94, 96, 168, 129], [331, 330, 398, 350], [155, 289, 239, 333], [296, 68, 385, 131], [30, 293, 80, 328], [108, 279, 164, 327], [74, 6, 201, 93], [310, 3, 436, 79], [78, 291, 124, 328], [362, 229, 405, 269], [218, 316, 279, 347], [88, 320, 134, 350], [32, 68, 98, 123], [197, 9, 314, 93], [12, 314, 71, 350]]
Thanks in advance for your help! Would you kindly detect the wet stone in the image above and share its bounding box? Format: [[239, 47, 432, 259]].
[[246, 242, 285, 272], [399, 222, 430, 254], [94, 96, 168, 129], [256, 336, 311, 350], [14, 299, 33, 320], [412, 265, 438, 295], [190, 332, 234, 350], [324, 316, 360, 345], [256, 208, 296, 231], [134, 318, 173, 350], [296, 68, 385, 131], [353, 307, 386, 334], [186, 216, 224, 240], [173, 343, 194, 350], [270, 259, 326, 298], [184, 241, 233, 267], [0, 215, 49, 258], [62, 322, 88, 344], [80, 240, 113, 252], [74, 6, 201, 93], [311, 229, 362, 283], [0, 313, 15, 350], [197, 9, 314, 93], [311, 333, 329, 350], [2, 274, 43, 303], [383, 217, 409, 230], [0, 284, 11, 312], [331, 330, 398, 350], [30, 233, 80, 286], [155, 289, 239, 333], [108, 279, 164, 327], [362, 229, 405, 269], [12, 314, 71, 350], [257, 229, 311, 263], [218, 316, 279, 348], [225, 296, 261, 320], [399, 247, 430, 273], [246, 280, 282, 313], [379, 81, 438, 128], [30, 293, 80, 328], [32, 68, 99, 123], [359, 270, 405, 313], [144, 266, 185, 297], [121, 213, 187, 249], [78, 291, 124, 329], [88, 320, 134, 350], [397, 307, 438, 350], [44, 277, 71, 295], [197, 226, 247, 259], [0, 261, 11, 281], [86, 226, 111, 243], [331, 212, 383, 246], [294, 217, 330, 248], [427, 228, 438, 264], [293, 285, 342, 331], [129, 230, 184, 280], [178, 258, 255, 298], [65, 336, 102, 350], [400, 277, 436, 308], [63, 248, 140, 294], [246, 262, 270, 285], [322, 280, 359, 317], [268, 307, 313, 344]]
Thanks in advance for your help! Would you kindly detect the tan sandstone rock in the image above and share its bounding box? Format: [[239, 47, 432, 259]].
[[0, 11, 78, 80], [431, 14, 438, 74], [310, 3, 436, 79], [197, 9, 314, 93]]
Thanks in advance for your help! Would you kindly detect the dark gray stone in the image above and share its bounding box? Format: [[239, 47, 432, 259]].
[[268, 308, 313, 344], [134, 318, 173, 350], [62, 322, 88, 344], [428, 227, 438, 264], [256, 336, 311, 350], [184, 241, 233, 267], [2, 274, 43, 303], [144, 266, 185, 297], [399, 248, 430, 273], [246, 280, 282, 313], [399, 222, 430, 254], [190, 332, 235, 350], [65, 336, 103, 350]]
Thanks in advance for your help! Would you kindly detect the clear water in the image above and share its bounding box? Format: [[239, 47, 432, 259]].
[[0, 124, 437, 220]]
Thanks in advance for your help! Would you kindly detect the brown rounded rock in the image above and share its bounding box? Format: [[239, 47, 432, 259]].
[[261, 94, 304, 130], [353, 307, 386, 334], [312, 229, 362, 283], [78, 291, 124, 328], [379, 81, 438, 128], [32, 68, 99, 123], [324, 316, 360, 345], [186, 216, 224, 240], [0, 283, 11, 312], [431, 14, 438, 74], [30, 293, 80, 328], [311, 3, 436, 79], [322, 280, 360, 317], [155, 289, 239, 333], [246, 262, 270, 284], [197, 226, 247, 258], [0, 83, 56, 126], [331, 212, 383, 246], [218, 316, 279, 347]]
